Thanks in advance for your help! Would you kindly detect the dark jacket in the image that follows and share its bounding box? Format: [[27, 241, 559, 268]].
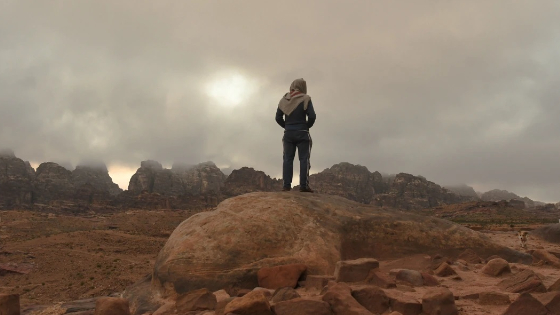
[[275, 100, 316, 131]]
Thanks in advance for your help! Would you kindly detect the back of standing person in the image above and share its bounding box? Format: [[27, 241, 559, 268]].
[[275, 78, 316, 192]]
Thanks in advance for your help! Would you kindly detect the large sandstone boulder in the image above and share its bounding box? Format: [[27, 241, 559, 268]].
[[125, 193, 530, 313]]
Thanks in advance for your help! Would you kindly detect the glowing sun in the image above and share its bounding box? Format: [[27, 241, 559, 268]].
[[205, 73, 253, 108]]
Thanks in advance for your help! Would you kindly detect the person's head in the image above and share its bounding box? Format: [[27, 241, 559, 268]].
[[290, 78, 307, 94]]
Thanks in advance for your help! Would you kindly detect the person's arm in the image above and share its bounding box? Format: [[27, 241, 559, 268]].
[[306, 100, 316, 128], [275, 108, 286, 128]]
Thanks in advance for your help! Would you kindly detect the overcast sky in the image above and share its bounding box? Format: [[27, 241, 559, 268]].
[[1, 1, 559, 202]]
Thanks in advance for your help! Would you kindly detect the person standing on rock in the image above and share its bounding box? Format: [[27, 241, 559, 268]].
[[275, 78, 316, 192]]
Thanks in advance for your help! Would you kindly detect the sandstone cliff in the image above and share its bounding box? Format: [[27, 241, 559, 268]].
[[0, 151, 34, 208], [128, 160, 225, 196], [373, 173, 470, 210], [309, 162, 387, 204], [222, 167, 282, 196], [444, 184, 480, 199]]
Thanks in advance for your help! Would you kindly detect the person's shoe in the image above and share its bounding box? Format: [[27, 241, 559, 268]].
[[282, 187, 291, 191], [299, 186, 314, 193]]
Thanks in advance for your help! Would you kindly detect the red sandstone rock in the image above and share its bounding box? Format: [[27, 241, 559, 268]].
[[306, 275, 335, 290], [533, 249, 560, 268], [434, 262, 457, 277], [457, 249, 484, 264], [365, 270, 396, 288], [481, 258, 510, 277], [94, 297, 131, 315], [0, 294, 20, 315], [421, 288, 457, 315], [270, 287, 300, 303], [334, 258, 379, 283], [478, 291, 510, 305], [322, 282, 373, 315], [176, 288, 217, 312], [386, 291, 422, 315], [550, 278, 560, 292], [351, 286, 390, 314], [535, 291, 560, 315], [271, 298, 333, 315], [498, 269, 547, 294], [257, 264, 307, 290], [395, 270, 423, 287], [420, 273, 439, 286], [223, 291, 272, 315], [502, 293, 548, 315]]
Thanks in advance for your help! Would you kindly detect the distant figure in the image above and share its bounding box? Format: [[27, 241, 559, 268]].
[[518, 230, 529, 248], [276, 78, 316, 192]]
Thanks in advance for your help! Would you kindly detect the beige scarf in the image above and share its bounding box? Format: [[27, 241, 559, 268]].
[[278, 78, 311, 116]]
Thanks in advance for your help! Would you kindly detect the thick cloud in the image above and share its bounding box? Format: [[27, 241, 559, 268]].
[[1, 1, 559, 202]]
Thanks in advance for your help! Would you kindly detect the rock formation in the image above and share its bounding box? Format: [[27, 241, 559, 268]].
[[124, 192, 530, 312], [444, 184, 480, 199], [309, 162, 387, 204], [0, 152, 34, 208], [480, 189, 543, 208], [33, 162, 75, 203], [72, 164, 122, 196], [374, 173, 469, 210], [222, 167, 282, 196], [128, 160, 225, 196]]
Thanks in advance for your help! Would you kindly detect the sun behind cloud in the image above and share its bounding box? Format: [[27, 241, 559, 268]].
[[205, 72, 256, 108]]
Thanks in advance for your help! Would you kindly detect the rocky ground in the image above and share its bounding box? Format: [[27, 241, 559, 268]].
[[2, 192, 560, 315], [0, 209, 196, 307]]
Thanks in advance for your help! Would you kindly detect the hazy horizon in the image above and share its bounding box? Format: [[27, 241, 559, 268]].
[[2, 1, 560, 203]]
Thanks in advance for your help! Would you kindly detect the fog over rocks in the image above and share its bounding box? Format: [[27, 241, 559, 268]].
[[1, 2, 560, 202]]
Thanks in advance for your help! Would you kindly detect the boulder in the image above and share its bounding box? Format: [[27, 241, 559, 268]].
[[535, 291, 560, 315], [321, 282, 373, 315], [549, 277, 560, 291], [270, 287, 300, 303], [502, 293, 548, 315], [478, 291, 510, 305], [351, 286, 390, 314], [395, 270, 423, 287], [386, 291, 422, 315], [176, 288, 217, 312], [434, 262, 457, 277], [271, 298, 332, 315], [213, 290, 231, 303], [0, 294, 20, 315], [365, 270, 396, 288], [128, 193, 531, 308], [334, 258, 379, 282], [223, 291, 272, 315], [457, 249, 483, 264], [532, 249, 560, 268], [306, 275, 335, 290], [498, 269, 547, 293], [421, 273, 439, 286], [421, 288, 458, 315], [257, 264, 306, 289], [94, 297, 131, 315], [481, 258, 510, 277]]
